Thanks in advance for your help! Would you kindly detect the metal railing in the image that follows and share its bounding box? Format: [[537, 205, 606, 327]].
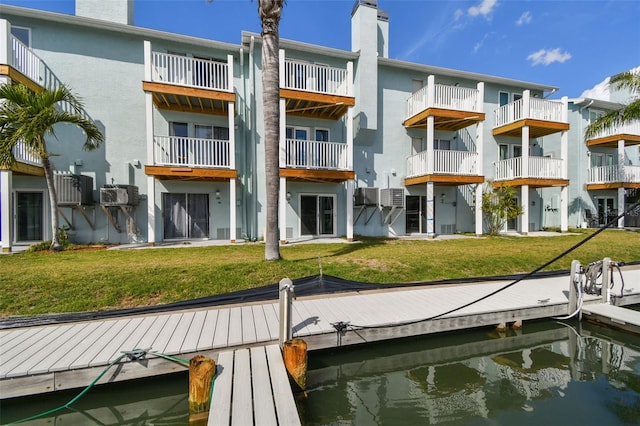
[[588, 164, 640, 184], [153, 136, 231, 168], [283, 59, 350, 96], [494, 98, 564, 127], [407, 84, 481, 118], [152, 52, 230, 91], [10, 35, 42, 84], [283, 139, 349, 170], [494, 156, 564, 181], [406, 150, 479, 178], [12, 141, 42, 166], [586, 120, 640, 141]]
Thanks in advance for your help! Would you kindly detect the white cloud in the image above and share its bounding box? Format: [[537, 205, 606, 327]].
[[516, 11, 532, 25], [527, 48, 572, 66], [472, 33, 492, 54], [468, 0, 499, 19], [454, 9, 464, 21], [580, 77, 610, 100]]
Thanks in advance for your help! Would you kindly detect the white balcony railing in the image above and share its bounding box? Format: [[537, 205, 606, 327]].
[[494, 156, 564, 181], [153, 136, 231, 168], [283, 59, 351, 97], [494, 98, 564, 128], [10, 35, 42, 84], [151, 52, 230, 91], [407, 84, 481, 119], [406, 150, 479, 178], [283, 139, 349, 170], [588, 164, 640, 184], [587, 120, 640, 141], [12, 141, 42, 167]]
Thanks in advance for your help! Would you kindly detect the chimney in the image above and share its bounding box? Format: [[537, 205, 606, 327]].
[[76, 0, 134, 25]]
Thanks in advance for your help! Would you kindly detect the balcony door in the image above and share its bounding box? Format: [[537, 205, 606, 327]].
[[596, 197, 616, 226], [15, 191, 44, 243], [300, 194, 336, 237], [286, 127, 310, 167], [171, 122, 188, 165], [162, 193, 209, 240]]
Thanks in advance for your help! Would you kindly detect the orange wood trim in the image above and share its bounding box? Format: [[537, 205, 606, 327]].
[[279, 168, 355, 182], [586, 182, 640, 190], [0, 65, 43, 92], [405, 174, 484, 186], [523, 119, 569, 131], [145, 165, 238, 180], [403, 109, 430, 128], [142, 81, 236, 102], [150, 101, 228, 116], [279, 88, 355, 106], [2, 162, 45, 176], [587, 134, 640, 147], [493, 178, 569, 188]]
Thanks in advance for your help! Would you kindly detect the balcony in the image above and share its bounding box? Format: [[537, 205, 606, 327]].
[[1, 141, 44, 176], [587, 164, 640, 190], [142, 46, 235, 115], [403, 82, 485, 131], [279, 139, 354, 183], [145, 136, 237, 181], [493, 156, 568, 187], [493, 94, 569, 138], [0, 32, 44, 92], [586, 120, 640, 147], [405, 150, 483, 186], [280, 57, 355, 120]]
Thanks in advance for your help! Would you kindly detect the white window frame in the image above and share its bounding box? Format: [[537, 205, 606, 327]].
[[315, 128, 330, 142], [10, 26, 31, 47], [298, 193, 337, 237]]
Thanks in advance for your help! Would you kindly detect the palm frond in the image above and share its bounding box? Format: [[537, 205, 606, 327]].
[[610, 70, 640, 94]]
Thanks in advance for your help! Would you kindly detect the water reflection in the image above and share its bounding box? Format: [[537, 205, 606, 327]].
[[302, 321, 640, 425], [3, 321, 640, 425]]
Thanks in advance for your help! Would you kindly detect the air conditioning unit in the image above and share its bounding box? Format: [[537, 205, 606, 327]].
[[380, 188, 404, 208], [354, 187, 379, 206], [54, 173, 93, 205], [100, 185, 139, 206]]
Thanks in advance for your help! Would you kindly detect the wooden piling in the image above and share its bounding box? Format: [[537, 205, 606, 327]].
[[189, 355, 216, 424], [283, 338, 307, 391]]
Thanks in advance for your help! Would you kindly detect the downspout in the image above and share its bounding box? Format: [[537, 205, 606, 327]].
[[240, 46, 247, 240], [543, 88, 558, 99]]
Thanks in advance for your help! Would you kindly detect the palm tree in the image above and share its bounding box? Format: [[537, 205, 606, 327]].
[[0, 84, 104, 251], [584, 70, 640, 140], [259, 0, 284, 261]]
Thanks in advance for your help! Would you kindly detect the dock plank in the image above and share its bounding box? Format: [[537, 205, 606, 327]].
[[227, 308, 242, 347], [46, 321, 112, 372], [231, 348, 252, 426], [90, 317, 146, 367], [181, 310, 207, 353], [134, 314, 171, 353], [241, 306, 257, 345], [251, 305, 272, 343], [197, 309, 219, 351], [262, 303, 280, 340], [149, 313, 185, 355], [250, 346, 278, 426], [212, 308, 230, 349], [266, 344, 301, 426], [164, 312, 195, 355], [76, 319, 132, 369], [209, 350, 234, 425]]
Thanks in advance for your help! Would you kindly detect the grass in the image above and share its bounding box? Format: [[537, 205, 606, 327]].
[[1, 229, 639, 317]]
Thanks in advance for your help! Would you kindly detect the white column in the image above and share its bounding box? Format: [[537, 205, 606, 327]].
[[143, 40, 155, 245], [522, 90, 531, 119], [521, 185, 529, 234], [426, 182, 435, 237], [347, 61, 354, 97], [426, 76, 435, 175], [227, 53, 234, 93], [618, 187, 625, 228], [279, 98, 286, 166], [228, 100, 237, 242], [561, 186, 569, 232], [230, 178, 237, 242], [618, 139, 626, 229], [279, 176, 287, 243], [475, 184, 483, 236], [1, 170, 12, 252], [346, 180, 354, 242], [522, 125, 529, 178], [0, 20, 10, 67]]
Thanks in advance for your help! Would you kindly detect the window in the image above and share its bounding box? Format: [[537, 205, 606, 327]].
[[499, 144, 522, 159], [412, 79, 424, 94], [435, 139, 450, 150], [499, 92, 510, 107], [315, 129, 329, 142], [11, 26, 30, 47], [591, 153, 614, 167], [412, 137, 425, 154], [589, 109, 605, 123], [499, 91, 522, 106], [170, 122, 188, 164]]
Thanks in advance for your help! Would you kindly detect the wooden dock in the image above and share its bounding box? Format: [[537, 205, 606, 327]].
[[1, 264, 639, 405], [582, 304, 640, 334], [209, 345, 301, 426]]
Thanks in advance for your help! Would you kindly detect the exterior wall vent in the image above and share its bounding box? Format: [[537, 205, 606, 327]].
[[354, 187, 379, 206], [54, 173, 93, 205], [380, 188, 404, 208], [100, 185, 139, 206]]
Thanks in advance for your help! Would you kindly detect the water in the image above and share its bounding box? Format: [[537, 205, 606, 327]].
[[2, 320, 640, 425]]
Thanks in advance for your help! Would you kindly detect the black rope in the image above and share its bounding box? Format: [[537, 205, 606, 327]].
[[345, 199, 640, 331]]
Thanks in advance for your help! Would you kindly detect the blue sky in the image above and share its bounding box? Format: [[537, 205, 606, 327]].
[[2, 0, 639, 99]]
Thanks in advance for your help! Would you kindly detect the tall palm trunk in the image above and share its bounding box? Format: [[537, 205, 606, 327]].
[[41, 154, 62, 251], [260, 0, 283, 261]]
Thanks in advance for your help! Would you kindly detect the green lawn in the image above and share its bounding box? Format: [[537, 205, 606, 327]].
[[1, 229, 638, 317]]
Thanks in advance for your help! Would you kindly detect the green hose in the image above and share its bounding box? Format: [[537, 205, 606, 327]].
[[6, 348, 190, 425]]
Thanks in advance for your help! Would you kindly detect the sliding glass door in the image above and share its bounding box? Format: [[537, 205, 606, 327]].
[[300, 195, 336, 237], [162, 193, 209, 240]]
